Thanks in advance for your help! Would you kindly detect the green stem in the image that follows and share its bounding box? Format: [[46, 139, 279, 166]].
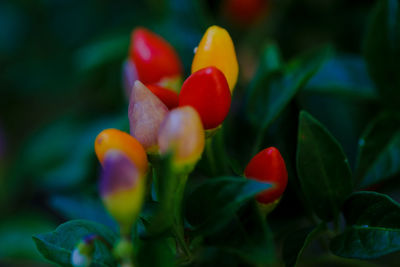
[[114, 234, 135, 267], [172, 224, 192, 260], [171, 174, 192, 261], [206, 138, 217, 176]]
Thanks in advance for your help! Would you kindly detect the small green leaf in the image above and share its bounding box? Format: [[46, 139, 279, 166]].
[[363, 0, 400, 108], [331, 192, 400, 259], [246, 45, 330, 131], [356, 112, 400, 188], [282, 223, 326, 267], [254, 42, 282, 76], [185, 176, 272, 235], [296, 111, 353, 221], [330, 226, 400, 259], [33, 220, 118, 266]]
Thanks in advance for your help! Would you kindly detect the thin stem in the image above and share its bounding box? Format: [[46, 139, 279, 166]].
[[206, 138, 217, 176], [172, 225, 192, 260]]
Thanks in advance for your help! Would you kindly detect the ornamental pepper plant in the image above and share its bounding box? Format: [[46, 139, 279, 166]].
[[2, 1, 400, 266]]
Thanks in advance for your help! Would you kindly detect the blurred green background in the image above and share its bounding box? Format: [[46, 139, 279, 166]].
[[0, 0, 390, 265]]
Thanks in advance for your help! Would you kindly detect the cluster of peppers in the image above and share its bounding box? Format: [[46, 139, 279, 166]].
[[72, 25, 288, 266]]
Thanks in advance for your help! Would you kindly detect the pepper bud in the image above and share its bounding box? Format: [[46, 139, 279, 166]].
[[99, 150, 146, 235], [122, 59, 138, 97], [130, 27, 183, 92], [191, 25, 238, 91], [244, 147, 288, 206], [95, 128, 148, 174], [179, 67, 231, 130], [71, 234, 96, 267], [146, 84, 179, 110], [129, 81, 169, 153], [158, 106, 205, 171]]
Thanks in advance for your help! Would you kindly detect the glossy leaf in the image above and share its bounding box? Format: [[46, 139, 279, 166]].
[[331, 226, 400, 259], [33, 220, 118, 266], [363, 0, 400, 108], [342, 191, 400, 229], [356, 112, 400, 188], [331, 192, 400, 259], [304, 54, 377, 101], [246, 45, 331, 131], [296, 111, 353, 221], [185, 176, 272, 235]]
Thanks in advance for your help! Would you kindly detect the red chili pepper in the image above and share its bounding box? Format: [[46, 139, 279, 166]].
[[130, 27, 183, 85], [178, 67, 231, 130], [224, 0, 268, 26], [244, 147, 288, 204], [145, 84, 179, 110]]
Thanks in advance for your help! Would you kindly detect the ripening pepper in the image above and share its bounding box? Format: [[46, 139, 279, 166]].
[[179, 67, 231, 130], [99, 150, 146, 235], [158, 106, 205, 170], [71, 235, 97, 267], [129, 81, 169, 153], [145, 84, 179, 110], [223, 0, 268, 26], [95, 128, 148, 174], [130, 27, 183, 92], [244, 147, 288, 205], [191, 25, 238, 91]]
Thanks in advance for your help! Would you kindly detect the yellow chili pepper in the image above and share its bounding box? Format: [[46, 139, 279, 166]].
[[191, 25, 239, 91]]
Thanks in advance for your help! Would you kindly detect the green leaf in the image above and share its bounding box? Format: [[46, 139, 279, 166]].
[[254, 42, 282, 76], [33, 220, 118, 266], [74, 34, 129, 73], [246, 45, 331, 131], [342, 191, 400, 229], [304, 54, 377, 101], [331, 192, 400, 259], [296, 111, 353, 221], [0, 212, 56, 261], [363, 0, 400, 108], [185, 176, 272, 235], [356, 112, 400, 188], [282, 223, 327, 267], [200, 201, 275, 265], [330, 226, 400, 259]]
